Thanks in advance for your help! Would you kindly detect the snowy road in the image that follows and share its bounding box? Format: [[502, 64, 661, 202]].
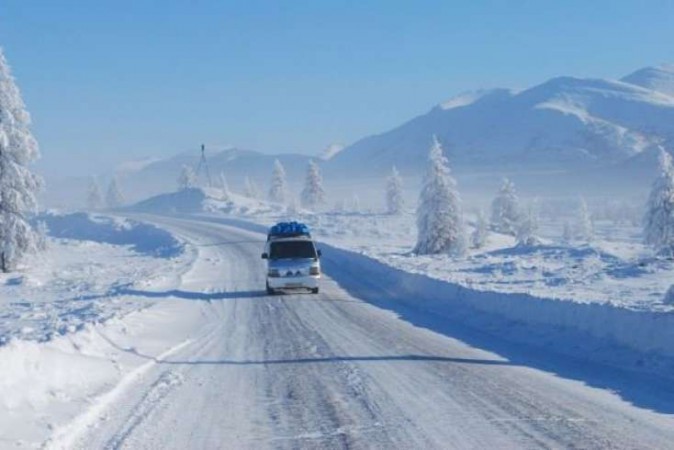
[[58, 215, 674, 449]]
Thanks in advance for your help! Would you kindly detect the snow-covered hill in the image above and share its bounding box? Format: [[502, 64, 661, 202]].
[[118, 147, 313, 203], [331, 66, 674, 179]]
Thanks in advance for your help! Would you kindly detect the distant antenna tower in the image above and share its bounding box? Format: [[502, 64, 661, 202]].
[[195, 144, 213, 187]]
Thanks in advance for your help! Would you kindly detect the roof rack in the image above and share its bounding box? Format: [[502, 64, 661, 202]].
[[267, 221, 311, 241]]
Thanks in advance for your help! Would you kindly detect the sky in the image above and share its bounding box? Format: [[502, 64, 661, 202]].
[[2, 0, 674, 177]]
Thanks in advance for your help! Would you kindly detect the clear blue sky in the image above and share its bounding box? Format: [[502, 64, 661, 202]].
[[2, 0, 674, 176]]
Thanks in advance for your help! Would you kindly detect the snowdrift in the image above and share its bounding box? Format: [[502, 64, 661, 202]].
[[39, 211, 183, 257]]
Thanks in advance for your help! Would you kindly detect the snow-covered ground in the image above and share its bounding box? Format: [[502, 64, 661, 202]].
[[4, 191, 674, 448], [0, 213, 197, 446]]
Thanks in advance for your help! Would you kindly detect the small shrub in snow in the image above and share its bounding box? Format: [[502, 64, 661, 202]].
[[562, 221, 573, 244], [106, 177, 124, 208], [490, 178, 520, 235], [386, 166, 404, 215], [471, 210, 490, 249], [268, 159, 288, 204], [414, 136, 466, 256], [87, 177, 103, 210], [301, 160, 326, 210], [644, 149, 674, 256], [0, 49, 42, 271], [178, 165, 196, 191], [575, 197, 594, 242]]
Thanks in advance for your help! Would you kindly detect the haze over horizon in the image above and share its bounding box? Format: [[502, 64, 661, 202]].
[[2, 1, 674, 177]]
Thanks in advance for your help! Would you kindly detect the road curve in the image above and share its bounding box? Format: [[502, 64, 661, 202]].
[[71, 215, 674, 449]]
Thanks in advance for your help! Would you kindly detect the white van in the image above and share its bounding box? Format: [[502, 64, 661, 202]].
[[262, 235, 322, 294]]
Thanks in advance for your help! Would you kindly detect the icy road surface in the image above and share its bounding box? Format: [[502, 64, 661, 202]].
[[57, 215, 674, 449]]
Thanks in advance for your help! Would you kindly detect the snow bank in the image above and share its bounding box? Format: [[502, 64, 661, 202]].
[[320, 244, 674, 367], [202, 215, 674, 374], [39, 211, 183, 257]]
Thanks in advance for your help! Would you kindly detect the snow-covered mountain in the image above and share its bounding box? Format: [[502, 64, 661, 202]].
[[331, 66, 674, 179]]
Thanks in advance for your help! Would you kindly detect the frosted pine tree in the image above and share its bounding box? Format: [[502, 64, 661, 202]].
[[178, 165, 196, 190], [87, 177, 103, 210], [414, 137, 466, 256], [35, 220, 48, 251], [386, 166, 404, 215], [0, 49, 42, 271], [106, 177, 124, 208], [268, 159, 288, 204], [219, 172, 230, 200], [575, 197, 594, 242], [516, 204, 540, 247], [471, 210, 489, 249], [644, 149, 674, 255], [490, 178, 520, 235], [301, 160, 325, 210], [244, 176, 261, 199]]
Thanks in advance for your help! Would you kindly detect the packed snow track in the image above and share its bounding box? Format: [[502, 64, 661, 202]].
[[57, 215, 674, 449]]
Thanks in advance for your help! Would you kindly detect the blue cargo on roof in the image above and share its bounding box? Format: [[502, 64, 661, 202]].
[[267, 221, 311, 240]]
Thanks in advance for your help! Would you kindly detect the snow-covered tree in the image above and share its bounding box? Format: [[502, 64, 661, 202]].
[[219, 171, 230, 200], [471, 210, 489, 249], [386, 166, 404, 215], [106, 177, 124, 208], [0, 48, 42, 271], [178, 165, 196, 191], [35, 220, 48, 251], [516, 204, 540, 247], [301, 160, 325, 209], [268, 159, 288, 204], [490, 178, 520, 235], [86, 177, 103, 210], [351, 194, 361, 213], [244, 176, 261, 199], [414, 137, 466, 256], [644, 149, 674, 255], [575, 197, 594, 242]]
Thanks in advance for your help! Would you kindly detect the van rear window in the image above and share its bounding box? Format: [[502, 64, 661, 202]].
[[270, 241, 316, 259]]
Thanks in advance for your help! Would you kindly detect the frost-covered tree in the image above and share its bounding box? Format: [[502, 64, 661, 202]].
[[106, 177, 124, 208], [35, 220, 48, 251], [386, 166, 404, 215], [301, 160, 325, 209], [86, 177, 103, 210], [351, 194, 361, 213], [244, 176, 261, 199], [0, 49, 42, 271], [516, 204, 540, 247], [575, 197, 594, 242], [644, 149, 674, 255], [490, 178, 520, 235], [414, 137, 466, 256], [219, 171, 230, 200], [268, 159, 288, 204], [471, 210, 489, 249], [178, 164, 196, 190]]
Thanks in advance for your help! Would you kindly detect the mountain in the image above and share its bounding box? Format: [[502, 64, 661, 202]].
[[330, 67, 674, 183]]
